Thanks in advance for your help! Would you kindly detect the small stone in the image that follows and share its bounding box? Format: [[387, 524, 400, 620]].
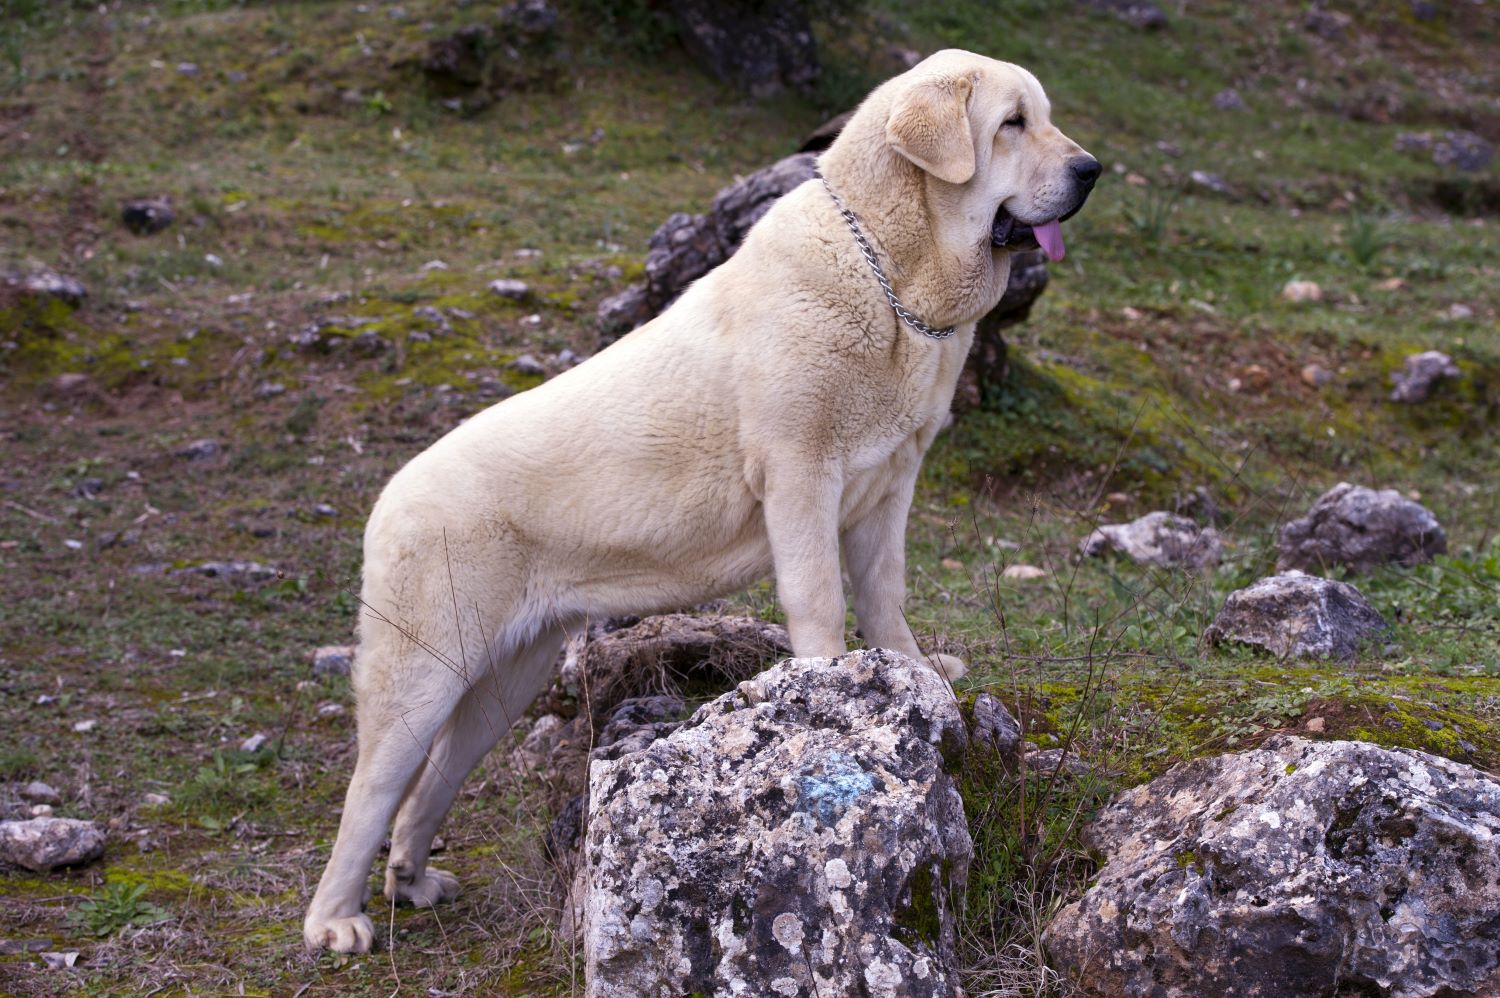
[[419, 259, 449, 272], [1024, 747, 1091, 777], [1189, 169, 1230, 194], [1443, 303, 1473, 321], [1278, 482, 1446, 573], [940, 557, 964, 571], [1080, 511, 1223, 570], [142, 792, 171, 807], [1305, 716, 1326, 733], [1281, 279, 1323, 303], [1240, 363, 1271, 392], [29, 804, 53, 818], [6, 269, 87, 308], [176, 61, 199, 76], [509, 353, 546, 377], [72, 720, 97, 733], [20, 782, 61, 805], [121, 198, 175, 236], [313, 503, 337, 518], [316, 702, 346, 719], [0, 818, 106, 871], [1389, 351, 1460, 403], [1204, 573, 1388, 660], [1212, 88, 1244, 111], [1105, 491, 1132, 507], [1301, 363, 1332, 388], [1376, 276, 1406, 291], [1002, 564, 1049, 581], [253, 381, 285, 399], [970, 692, 1022, 759], [50, 373, 93, 396], [312, 645, 356, 676], [240, 732, 269, 753], [488, 278, 532, 301], [40, 951, 80, 969], [176, 438, 221, 461]]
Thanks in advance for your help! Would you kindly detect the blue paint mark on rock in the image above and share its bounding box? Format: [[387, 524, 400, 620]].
[[794, 752, 875, 825]]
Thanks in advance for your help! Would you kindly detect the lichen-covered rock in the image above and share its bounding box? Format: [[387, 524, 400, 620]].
[[1044, 736, 1500, 998], [583, 648, 972, 997], [1204, 572, 1388, 660], [1389, 350, 1461, 403], [1277, 482, 1447, 573], [0, 817, 105, 871], [1080, 511, 1223, 569]]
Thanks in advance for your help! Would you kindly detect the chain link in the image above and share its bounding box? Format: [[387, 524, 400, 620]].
[[815, 168, 956, 340]]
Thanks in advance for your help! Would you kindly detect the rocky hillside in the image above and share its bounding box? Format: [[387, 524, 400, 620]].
[[1, 0, 1496, 994]]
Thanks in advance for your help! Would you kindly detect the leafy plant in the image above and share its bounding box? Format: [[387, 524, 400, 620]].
[[67, 881, 171, 937], [1123, 187, 1181, 245], [1343, 212, 1389, 269]]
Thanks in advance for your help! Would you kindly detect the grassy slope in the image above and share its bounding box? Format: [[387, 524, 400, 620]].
[[0, 0, 1496, 994]]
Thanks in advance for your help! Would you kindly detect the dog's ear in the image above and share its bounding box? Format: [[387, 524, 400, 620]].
[[886, 74, 976, 185]]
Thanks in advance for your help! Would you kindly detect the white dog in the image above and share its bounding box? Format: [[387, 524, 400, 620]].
[[304, 48, 1097, 953]]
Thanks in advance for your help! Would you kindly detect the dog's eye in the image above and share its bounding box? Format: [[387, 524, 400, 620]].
[[1003, 115, 1026, 130]]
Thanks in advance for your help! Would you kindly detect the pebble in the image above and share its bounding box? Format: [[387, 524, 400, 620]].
[[1002, 564, 1049, 581], [509, 353, 546, 377], [240, 732, 269, 753], [20, 782, 61, 805], [1281, 280, 1323, 303], [312, 645, 356, 676], [72, 720, 97, 733], [253, 382, 286, 399], [176, 438, 221, 461], [488, 278, 532, 301], [142, 792, 172, 807], [317, 703, 346, 719], [1300, 363, 1331, 388], [313, 503, 337, 518]]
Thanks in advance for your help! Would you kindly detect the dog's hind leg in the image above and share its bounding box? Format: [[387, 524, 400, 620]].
[[302, 659, 469, 953], [383, 624, 566, 908]]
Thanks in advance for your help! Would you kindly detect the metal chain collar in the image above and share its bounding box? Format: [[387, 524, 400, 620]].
[[815, 167, 956, 340]]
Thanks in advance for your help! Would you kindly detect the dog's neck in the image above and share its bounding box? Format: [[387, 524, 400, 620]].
[[819, 128, 1006, 332]]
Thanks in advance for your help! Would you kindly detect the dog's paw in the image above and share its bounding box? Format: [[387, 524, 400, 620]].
[[303, 912, 375, 953], [927, 652, 968, 682], [384, 866, 460, 908]]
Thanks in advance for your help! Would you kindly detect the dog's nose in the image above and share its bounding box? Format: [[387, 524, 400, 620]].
[[1070, 156, 1102, 189]]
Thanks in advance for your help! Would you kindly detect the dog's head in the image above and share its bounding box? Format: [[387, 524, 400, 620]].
[[884, 50, 1099, 264]]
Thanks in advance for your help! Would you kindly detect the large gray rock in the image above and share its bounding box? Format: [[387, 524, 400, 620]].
[[597, 153, 819, 341], [1080, 511, 1223, 569], [667, 0, 818, 97], [0, 817, 105, 871], [1044, 736, 1500, 998], [1389, 350, 1461, 403], [583, 649, 971, 997], [1204, 573, 1388, 660], [1277, 482, 1447, 573]]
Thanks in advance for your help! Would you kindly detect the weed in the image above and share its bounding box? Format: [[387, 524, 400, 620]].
[[66, 881, 172, 937], [1343, 212, 1389, 269], [1122, 187, 1181, 245]]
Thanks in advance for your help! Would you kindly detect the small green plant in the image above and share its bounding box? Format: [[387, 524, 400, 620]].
[[1123, 187, 1181, 245], [1343, 212, 1389, 269], [67, 881, 171, 937]]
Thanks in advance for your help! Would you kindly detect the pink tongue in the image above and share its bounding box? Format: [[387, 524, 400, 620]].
[[1034, 219, 1065, 261]]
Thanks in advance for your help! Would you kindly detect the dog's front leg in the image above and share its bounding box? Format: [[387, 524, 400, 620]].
[[844, 478, 968, 681], [763, 466, 848, 658]]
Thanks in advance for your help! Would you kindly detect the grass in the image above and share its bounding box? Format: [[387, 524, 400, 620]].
[[1, 0, 1497, 994]]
